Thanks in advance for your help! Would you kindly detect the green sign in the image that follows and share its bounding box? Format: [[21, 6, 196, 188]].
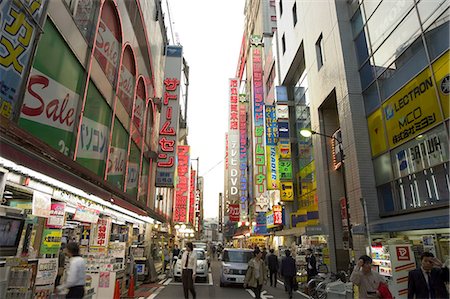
[[107, 118, 129, 189], [18, 19, 84, 158], [126, 141, 140, 196], [76, 81, 112, 176], [40, 229, 62, 255], [279, 159, 293, 180]]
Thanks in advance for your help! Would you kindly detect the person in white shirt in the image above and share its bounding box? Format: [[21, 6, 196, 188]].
[[180, 242, 197, 299], [57, 242, 86, 298]]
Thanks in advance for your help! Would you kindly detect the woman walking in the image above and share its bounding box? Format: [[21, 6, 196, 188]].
[[244, 248, 267, 299]]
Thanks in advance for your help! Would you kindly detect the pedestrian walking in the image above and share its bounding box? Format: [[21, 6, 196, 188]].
[[267, 249, 279, 287], [350, 255, 387, 298], [261, 247, 268, 262], [408, 252, 449, 299], [306, 248, 317, 283], [180, 242, 197, 299], [56, 242, 86, 299], [280, 249, 296, 299], [55, 243, 66, 287], [163, 245, 170, 273], [244, 248, 267, 299]]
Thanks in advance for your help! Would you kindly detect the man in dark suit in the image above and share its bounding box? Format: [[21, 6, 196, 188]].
[[306, 248, 318, 283], [280, 249, 297, 299], [267, 249, 279, 287], [408, 252, 449, 299]]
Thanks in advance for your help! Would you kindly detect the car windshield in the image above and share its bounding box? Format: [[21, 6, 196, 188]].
[[222, 250, 253, 263], [179, 249, 205, 260], [193, 243, 207, 250]]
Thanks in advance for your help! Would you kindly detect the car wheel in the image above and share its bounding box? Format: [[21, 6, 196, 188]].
[[220, 281, 225, 287]]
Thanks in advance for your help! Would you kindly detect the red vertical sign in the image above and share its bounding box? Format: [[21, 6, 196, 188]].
[[189, 170, 196, 225], [174, 145, 190, 222]]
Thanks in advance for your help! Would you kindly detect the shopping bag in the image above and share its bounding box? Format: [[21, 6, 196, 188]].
[[293, 277, 299, 291], [378, 282, 393, 299]]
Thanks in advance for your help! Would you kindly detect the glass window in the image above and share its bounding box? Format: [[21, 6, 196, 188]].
[[293, 2, 298, 26], [373, 153, 393, 185], [417, 0, 449, 30], [222, 250, 254, 263], [359, 60, 375, 89], [372, 9, 421, 77], [366, 0, 414, 50], [282, 34, 286, 54], [351, 8, 364, 38], [355, 31, 370, 66], [424, 9, 450, 61], [362, 0, 382, 20], [63, 0, 99, 43], [378, 183, 395, 212], [378, 40, 427, 102], [363, 82, 380, 115], [316, 34, 324, 70]]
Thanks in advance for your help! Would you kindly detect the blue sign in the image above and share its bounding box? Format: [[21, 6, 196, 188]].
[[265, 105, 278, 145], [278, 121, 290, 139], [276, 86, 288, 102]]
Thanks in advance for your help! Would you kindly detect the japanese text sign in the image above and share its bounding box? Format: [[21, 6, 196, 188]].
[[174, 145, 190, 222], [90, 217, 111, 247], [156, 46, 182, 187], [228, 204, 240, 222], [239, 98, 248, 220]]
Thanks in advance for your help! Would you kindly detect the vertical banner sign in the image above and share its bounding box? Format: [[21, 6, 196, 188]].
[[280, 182, 294, 201], [156, 46, 182, 187], [390, 244, 416, 298], [117, 48, 136, 115], [0, 0, 47, 120], [94, 1, 121, 86], [189, 169, 196, 225], [228, 79, 240, 203], [107, 119, 128, 189], [228, 204, 240, 222], [32, 191, 51, 218], [174, 145, 190, 223], [265, 105, 279, 190], [251, 35, 266, 208], [131, 79, 146, 147], [239, 95, 248, 220], [224, 133, 229, 204], [90, 217, 111, 247]]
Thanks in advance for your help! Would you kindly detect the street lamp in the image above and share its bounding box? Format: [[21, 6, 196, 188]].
[[300, 128, 353, 266]]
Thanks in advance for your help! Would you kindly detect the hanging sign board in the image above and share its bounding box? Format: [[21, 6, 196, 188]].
[[32, 191, 51, 218]]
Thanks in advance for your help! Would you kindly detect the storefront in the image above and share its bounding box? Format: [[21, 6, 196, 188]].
[[0, 157, 159, 298]]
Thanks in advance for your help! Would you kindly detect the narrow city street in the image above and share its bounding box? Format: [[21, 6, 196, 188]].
[[137, 259, 309, 299]]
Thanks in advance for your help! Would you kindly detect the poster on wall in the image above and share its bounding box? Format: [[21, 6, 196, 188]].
[[107, 119, 129, 190], [75, 81, 111, 176], [32, 191, 51, 218], [73, 204, 100, 224], [46, 202, 66, 228], [117, 49, 136, 115], [90, 217, 112, 248], [35, 258, 58, 285], [40, 229, 62, 255], [0, 0, 48, 120], [99, 272, 110, 288]]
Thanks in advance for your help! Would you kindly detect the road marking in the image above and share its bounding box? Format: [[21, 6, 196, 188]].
[[146, 286, 163, 299], [208, 273, 213, 285], [163, 278, 172, 285], [245, 289, 273, 299], [277, 279, 310, 298]]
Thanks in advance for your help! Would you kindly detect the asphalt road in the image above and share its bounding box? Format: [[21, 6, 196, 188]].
[[143, 258, 310, 299]]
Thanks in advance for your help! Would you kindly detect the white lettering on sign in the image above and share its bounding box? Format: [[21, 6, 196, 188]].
[[77, 117, 109, 160], [107, 146, 126, 175], [21, 69, 79, 132]]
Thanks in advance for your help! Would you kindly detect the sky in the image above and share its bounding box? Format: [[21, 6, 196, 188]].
[[165, 1, 245, 219]]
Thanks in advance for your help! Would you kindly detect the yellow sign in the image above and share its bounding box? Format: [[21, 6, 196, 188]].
[[367, 108, 388, 156], [280, 182, 294, 201], [278, 142, 291, 158], [433, 51, 449, 119], [266, 146, 280, 190], [382, 65, 443, 148]]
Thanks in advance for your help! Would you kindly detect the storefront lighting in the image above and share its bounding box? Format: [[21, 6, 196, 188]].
[[252, 222, 256, 226], [154, 224, 159, 229], [189, 233, 194, 237], [0, 157, 154, 225], [238, 222, 242, 227], [174, 224, 180, 229], [245, 221, 250, 226], [181, 224, 186, 230]]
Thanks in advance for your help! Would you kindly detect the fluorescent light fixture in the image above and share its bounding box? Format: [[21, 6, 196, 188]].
[[0, 157, 155, 224], [300, 129, 313, 138]]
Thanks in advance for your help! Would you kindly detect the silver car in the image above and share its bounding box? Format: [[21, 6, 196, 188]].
[[173, 248, 209, 282], [220, 248, 254, 287]]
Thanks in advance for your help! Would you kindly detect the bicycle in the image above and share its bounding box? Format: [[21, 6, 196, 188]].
[[307, 271, 349, 299]]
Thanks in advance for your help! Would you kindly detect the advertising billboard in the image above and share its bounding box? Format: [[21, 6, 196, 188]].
[[239, 96, 248, 219], [174, 145, 190, 223], [189, 169, 196, 225], [156, 46, 182, 187], [18, 20, 84, 158], [251, 35, 266, 205], [0, 0, 48, 120], [228, 79, 240, 203], [117, 47, 136, 116]]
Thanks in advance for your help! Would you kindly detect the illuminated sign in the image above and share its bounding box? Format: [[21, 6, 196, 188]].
[[239, 96, 248, 219], [228, 79, 240, 203], [189, 170, 196, 225], [156, 46, 182, 187], [280, 182, 294, 201], [252, 35, 266, 203], [174, 145, 190, 223]]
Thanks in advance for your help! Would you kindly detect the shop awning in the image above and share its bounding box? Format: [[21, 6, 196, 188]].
[[369, 208, 449, 233], [274, 226, 305, 236], [0, 120, 166, 223]]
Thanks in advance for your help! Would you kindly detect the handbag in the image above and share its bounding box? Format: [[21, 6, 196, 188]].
[[377, 282, 393, 299], [293, 276, 299, 291]]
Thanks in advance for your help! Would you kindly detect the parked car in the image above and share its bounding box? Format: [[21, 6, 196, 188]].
[[220, 248, 254, 287], [173, 248, 208, 282], [193, 241, 211, 268]]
